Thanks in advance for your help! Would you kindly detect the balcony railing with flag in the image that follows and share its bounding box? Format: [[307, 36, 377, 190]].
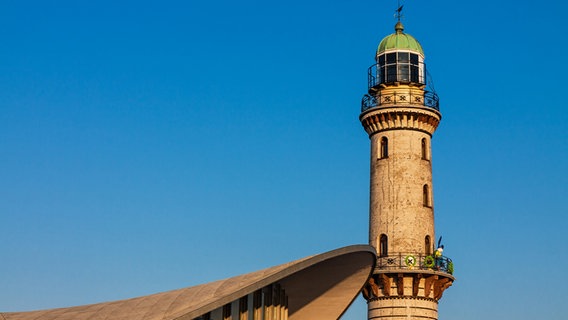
[[376, 252, 454, 275]]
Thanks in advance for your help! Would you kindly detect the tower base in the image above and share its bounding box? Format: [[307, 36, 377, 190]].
[[368, 297, 438, 320], [363, 271, 453, 320]]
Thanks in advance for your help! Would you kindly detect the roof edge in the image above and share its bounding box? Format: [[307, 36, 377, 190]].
[[183, 244, 377, 319], [2, 245, 377, 320]]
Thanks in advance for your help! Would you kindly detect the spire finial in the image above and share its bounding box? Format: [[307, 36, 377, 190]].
[[395, 0, 404, 22], [394, 1, 404, 34]]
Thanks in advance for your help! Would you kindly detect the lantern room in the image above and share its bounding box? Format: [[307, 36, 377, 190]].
[[362, 20, 439, 112], [369, 21, 427, 88]]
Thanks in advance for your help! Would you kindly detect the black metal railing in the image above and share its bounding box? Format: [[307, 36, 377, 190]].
[[376, 252, 454, 275], [361, 91, 439, 113], [368, 63, 427, 89]]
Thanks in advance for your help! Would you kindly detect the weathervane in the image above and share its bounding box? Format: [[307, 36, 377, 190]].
[[395, 0, 404, 21]]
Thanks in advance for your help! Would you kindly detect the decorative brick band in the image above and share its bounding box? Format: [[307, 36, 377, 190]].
[[362, 273, 453, 302], [367, 295, 439, 303], [360, 107, 441, 137]]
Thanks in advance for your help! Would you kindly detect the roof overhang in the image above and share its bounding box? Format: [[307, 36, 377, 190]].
[[1, 245, 377, 320]]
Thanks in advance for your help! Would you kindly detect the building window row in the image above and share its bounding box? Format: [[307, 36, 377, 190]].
[[196, 284, 288, 320]]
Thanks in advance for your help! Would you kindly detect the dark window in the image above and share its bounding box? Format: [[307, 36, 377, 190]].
[[398, 52, 409, 62], [423, 184, 430, 207], [425, 236, 431, 255], [410, 53, 419, 64], [380, 234, 388, 257], [421, 138, 428, 160], [253, 290, 262, 318], [378, 54, 385, 66], [223, 304, 231, 320], [386, 53, 396, 64], [380, 66, 385, 83], [398, 64, 410, 82], [411, 65, 419, 83], [387, 65, 397, 82], [239, 296, 248, 319], [380, 137, 388, 159], [263, 286, 273, 312]]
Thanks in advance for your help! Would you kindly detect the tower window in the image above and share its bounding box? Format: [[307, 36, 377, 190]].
[[421, 138, 428, 160], [423, 184, 430, 207], [379, 66, 386, 83], [398, 64, 410, 82], [379, 234, 388, 257], [386, 65, 397, 82], [380, 137, 389, 159], [425, 235, 431, 255], [411, 65, 419, 83], [410, 53, 419, 64], [398, 52, 409, 62]]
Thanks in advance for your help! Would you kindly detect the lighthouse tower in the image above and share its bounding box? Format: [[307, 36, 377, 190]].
[[359, 18, 454, 320]]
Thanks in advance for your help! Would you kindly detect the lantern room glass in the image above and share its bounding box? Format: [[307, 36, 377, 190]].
[[377, 51, 423, 85]]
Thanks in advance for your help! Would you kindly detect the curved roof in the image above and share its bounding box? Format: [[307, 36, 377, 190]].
[[1, 245, 376, 320], [377, 21, 424, 56]]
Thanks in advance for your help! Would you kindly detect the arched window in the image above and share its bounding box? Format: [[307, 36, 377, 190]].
[[379, 234, 388, 257], [380, 137, 389, 159], [425, 235, 431, 255], [423, 184, 430, 207], [421, 138, 428, 160]]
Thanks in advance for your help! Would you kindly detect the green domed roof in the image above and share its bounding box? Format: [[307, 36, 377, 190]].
[[377, 22, 424, 55]]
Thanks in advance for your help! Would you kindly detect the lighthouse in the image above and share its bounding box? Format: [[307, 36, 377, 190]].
[[359, 17, 454, 320]]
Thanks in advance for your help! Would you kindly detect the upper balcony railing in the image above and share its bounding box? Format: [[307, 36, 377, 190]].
[[367, 62, 427, 89], [376, 252, 454, 275], [361, 91, 439, 113]]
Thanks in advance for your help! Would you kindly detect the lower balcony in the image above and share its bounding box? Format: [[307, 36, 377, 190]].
[[376, 252, 454, 276]]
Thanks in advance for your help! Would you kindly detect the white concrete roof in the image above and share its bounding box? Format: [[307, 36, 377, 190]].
[[1, 245, 376, 320]]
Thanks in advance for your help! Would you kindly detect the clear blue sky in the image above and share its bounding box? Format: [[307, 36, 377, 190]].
[[1, 1, 567, 319]]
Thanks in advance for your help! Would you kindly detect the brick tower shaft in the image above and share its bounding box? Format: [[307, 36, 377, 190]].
[[359, 20, 454, 320]]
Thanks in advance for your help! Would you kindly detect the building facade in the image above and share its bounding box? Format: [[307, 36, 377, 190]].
[[360, 21, 454, 320]]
